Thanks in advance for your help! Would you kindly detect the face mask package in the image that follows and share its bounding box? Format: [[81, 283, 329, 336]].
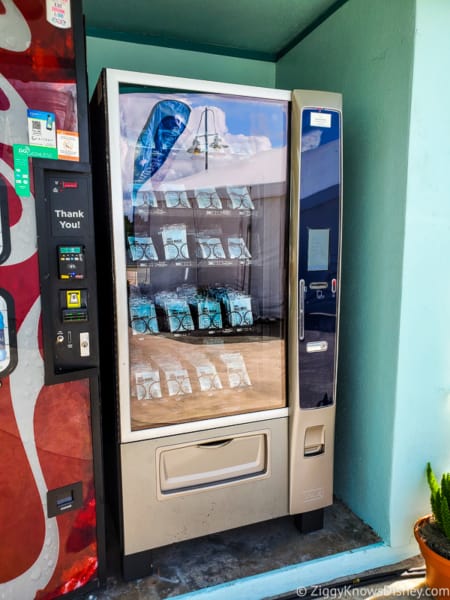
[[220, 352, 252, 388], [164, 298, 195, 333], [194, 188, 223, 210], [133, 189, 158, 208], [164, 189, 191, 209], [134, 367, 162, 400], [192, 297, 223, 330], [129, 296, 159, 335], [208, 285, 229, 301], [163, 365, 193, 396], [226, 293, 253, 327], [196, 362, 223, 392], [226, 186, 255, 210], [227, 237, 252, 260], [161, 223, 189, 260], [154, 290, 178, 309], [209, 287, 253, 328], [176, 284, 199, 299], [151, 355, 192, 397], [188, 353, 222, 392], [196, 236, 226, 260], [128, 235, 159, 262], [132, 190, 158, 223]]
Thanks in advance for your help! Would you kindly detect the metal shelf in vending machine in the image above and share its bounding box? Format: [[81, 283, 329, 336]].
[[90, 69, 342, 581]]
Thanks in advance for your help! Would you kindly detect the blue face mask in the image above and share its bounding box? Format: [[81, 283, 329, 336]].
[[164, 298, 194, 333], [164, 189, 191, 209], [162, 224, 189, 260], [226, 186, 255, 210], [196, 236, 226, 260], [128, 235, 159, 262], [195, 298, 222, 330], [227, 237, 251, 260], [129, 296, 159, 335], [194, 188, 223, 210]]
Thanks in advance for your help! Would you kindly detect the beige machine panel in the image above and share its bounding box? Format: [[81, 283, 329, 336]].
[[289, 406, 335, 513], [288, 89, 342, 516], [158, 432, 267, 493], [121, 418, 288, 555]]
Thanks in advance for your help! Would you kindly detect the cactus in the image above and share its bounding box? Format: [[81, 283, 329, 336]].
[[427, 462, 450, 540]]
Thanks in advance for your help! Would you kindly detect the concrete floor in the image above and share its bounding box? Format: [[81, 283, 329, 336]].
[[82, 500, 383, 600]]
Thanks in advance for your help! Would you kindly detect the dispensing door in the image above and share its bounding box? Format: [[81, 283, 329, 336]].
[[289, 90, 342, 520]]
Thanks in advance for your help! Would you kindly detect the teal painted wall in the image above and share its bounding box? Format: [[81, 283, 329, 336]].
[[389, 0, 450, 546], [276, 0, 416, 542], [86, 37, 276, 97]]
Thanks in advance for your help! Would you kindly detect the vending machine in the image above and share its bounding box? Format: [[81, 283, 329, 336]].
[[90, 68, 342, 580], [0, 2, 105, 598]]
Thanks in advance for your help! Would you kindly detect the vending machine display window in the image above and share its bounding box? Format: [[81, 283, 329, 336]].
[[114, 84, 290, 433]]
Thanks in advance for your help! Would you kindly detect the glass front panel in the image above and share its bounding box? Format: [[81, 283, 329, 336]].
[[298, 108, 341, 409], [118, 85, 289, 431]]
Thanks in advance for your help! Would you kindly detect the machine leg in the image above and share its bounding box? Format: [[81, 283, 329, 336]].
[[294, 508, 324, 533], [122, 549, 154, 581]]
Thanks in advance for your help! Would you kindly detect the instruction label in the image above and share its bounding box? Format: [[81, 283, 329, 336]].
[[310, 112, 332, 128], [57, 130, 79, 161], [27, 109, 56, 148], [13, 144, 58, 197]]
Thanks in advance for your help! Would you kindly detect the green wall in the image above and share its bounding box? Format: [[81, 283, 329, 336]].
[[389, 0, 450, 546], [86, 37, 276, 98], [276, 0, 416, 542]]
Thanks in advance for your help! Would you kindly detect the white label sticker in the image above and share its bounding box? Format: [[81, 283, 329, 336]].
[[308, 228, 330, 271], [46, 0, 71, 29], [27, 109, 57, 148], [310, 112, 332, 128]]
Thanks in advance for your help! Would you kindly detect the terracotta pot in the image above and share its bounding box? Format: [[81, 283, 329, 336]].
[[414, 515, 450, 594]]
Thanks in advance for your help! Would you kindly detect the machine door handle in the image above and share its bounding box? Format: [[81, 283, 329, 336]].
[[299, 278, 305, 341], [197, 439, 233, 449]]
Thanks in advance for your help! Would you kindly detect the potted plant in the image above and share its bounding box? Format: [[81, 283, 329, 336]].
[[414, 462, 450, 593]]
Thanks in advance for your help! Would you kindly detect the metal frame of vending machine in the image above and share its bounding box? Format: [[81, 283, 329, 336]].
[[90, 68, 342, 580], [0, 2, 105, 598], [289, 91, 343, 532]]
